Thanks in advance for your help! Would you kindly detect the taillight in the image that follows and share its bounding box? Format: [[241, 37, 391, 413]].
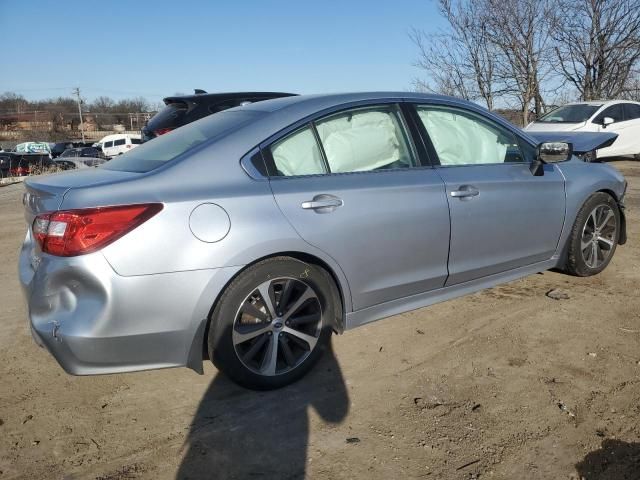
[[154, 127, 174, 136], [32, 203, 163, 256]]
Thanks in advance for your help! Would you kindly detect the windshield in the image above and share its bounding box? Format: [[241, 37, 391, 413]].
[[538, 104, 602, 123], [103, 110, 263, 173]]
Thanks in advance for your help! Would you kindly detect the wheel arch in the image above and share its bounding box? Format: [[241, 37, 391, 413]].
[[187, 250, 352, 375]]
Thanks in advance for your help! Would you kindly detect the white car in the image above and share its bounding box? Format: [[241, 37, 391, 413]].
[[525, 100, 640, 159], [98, 133, 142, 158]]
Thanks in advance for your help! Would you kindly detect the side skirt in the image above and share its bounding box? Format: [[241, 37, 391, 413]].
[[345, 258, 558, 330]]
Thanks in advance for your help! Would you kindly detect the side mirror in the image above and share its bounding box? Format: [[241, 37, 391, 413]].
[[602, 117, 614, 127], [530, 142, 573, 176]]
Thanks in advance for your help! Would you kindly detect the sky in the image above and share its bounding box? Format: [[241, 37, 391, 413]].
[[0, 0, 445, 103]]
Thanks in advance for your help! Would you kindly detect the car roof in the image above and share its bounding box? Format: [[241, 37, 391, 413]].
[[234, 91, 470, 113]]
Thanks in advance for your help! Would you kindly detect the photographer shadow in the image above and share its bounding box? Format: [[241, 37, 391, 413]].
[[575, 439, 640, 480], [176, 340, 348, 480]]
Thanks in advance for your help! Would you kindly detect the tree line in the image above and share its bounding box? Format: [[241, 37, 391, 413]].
[[411, 0, 640, 124], [0, 92, 158, 116]]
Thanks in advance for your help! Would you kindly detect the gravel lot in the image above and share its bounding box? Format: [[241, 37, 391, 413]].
[[1, 161, 639, 480]]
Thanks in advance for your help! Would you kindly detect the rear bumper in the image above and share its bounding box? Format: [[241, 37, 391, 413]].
[[19, 232, 241, 375]]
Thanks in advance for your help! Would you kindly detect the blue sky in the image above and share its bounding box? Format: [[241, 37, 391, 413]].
[[0, 0, 444, 103]]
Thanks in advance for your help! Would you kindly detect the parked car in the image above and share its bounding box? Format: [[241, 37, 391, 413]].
[[15, 142, 52, 155], [20, 93, 627, 390], [141, 90, 296, 142], [54, 157, 107, 170], [50, 142, 96, 158], [60, 147, 105, 159], [525, 100, 640, 159], [1, 152, 54, 177], [99, 133, 142, 157]]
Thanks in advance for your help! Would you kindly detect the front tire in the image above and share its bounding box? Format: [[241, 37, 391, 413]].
[[566, 192, 620, 276], [208, 257, 338, 390]]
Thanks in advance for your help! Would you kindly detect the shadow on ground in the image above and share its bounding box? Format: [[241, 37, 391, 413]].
[[176, 341, 348, 480], [575, 439, 640, 479]]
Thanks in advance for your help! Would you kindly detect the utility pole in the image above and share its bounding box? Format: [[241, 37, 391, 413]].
[[73, 87, 85, 142]]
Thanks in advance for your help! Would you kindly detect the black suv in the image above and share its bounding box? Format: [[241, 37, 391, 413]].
[[141, 90, 295, 142], [59, 147, 105, 159]]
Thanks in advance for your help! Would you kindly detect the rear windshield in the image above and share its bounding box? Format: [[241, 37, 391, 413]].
[[103, 110, 262, 173], [147, 101, 189, 131], [538, 104, 602, 123]]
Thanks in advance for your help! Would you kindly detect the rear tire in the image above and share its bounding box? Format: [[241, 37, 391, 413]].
[[565, 192, 620, 276], [208, 257, 338, 390]]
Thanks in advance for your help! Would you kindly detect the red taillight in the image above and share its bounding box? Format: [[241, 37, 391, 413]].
[[32, 203, 163, 257], [154, 127, 174, 136]]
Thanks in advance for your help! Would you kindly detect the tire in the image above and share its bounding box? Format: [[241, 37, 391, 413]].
[[208, 256, 338, 390], [566, 192, 620, 276], [634, 153, 640, 161]]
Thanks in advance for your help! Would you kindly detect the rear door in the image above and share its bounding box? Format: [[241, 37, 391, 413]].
[[266, 103, 451, 311], [411, 103, 566, 286]]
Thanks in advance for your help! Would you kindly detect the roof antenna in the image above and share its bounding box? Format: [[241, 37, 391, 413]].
[[194, 89, 207, 94]]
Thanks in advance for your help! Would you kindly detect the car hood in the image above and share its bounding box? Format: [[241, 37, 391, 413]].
[[525, 121, 587, 132], [526, 131, 618, 154]]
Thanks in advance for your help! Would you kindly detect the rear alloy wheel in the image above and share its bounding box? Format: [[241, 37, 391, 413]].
[[232, 277, 322, 376], [566, 192, 620, 276], [208, 257, 337, 390]]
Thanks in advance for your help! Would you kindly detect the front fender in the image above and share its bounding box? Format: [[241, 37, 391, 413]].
[[553, 160, 627, 264]]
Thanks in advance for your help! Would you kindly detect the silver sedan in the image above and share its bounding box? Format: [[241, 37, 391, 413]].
[[19, 93, 627, 389]]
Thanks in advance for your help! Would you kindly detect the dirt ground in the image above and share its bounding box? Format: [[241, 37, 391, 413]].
[[1, 162, 639, 480]]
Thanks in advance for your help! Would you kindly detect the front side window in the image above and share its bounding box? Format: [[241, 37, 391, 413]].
[[114, 139, 126, 146], [314, 107, 415, 173], [593, 104, 625, 124], [416, 106, 525, 166], [623, 103, 640, 121], [104, 141, 113, 148]]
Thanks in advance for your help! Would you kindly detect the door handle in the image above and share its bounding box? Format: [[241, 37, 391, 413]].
[[450, 185, 480, 198], [301, 194, 343, 212]]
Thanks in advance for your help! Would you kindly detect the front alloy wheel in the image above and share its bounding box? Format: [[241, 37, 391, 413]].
[[580, 204, 617, 269]]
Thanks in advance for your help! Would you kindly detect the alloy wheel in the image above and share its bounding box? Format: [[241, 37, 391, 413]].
[[581, 204, 617, 269], [232, 277, 323, 376]]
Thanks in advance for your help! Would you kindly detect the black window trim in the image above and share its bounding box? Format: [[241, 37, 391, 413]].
[[259, 101, 426, 179], [408, 101, 533, 168], [593, 103, 626, 125]]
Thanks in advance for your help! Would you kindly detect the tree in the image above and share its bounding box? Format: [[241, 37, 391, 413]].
[[482, 0, 556, 124], [552, 0, 640, 100], [411, 0, 499, 109]]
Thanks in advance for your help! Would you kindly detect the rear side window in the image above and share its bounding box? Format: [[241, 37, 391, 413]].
[[268, 105, 415, 176], [114, 139, 126, 146], [131, 138, 142, 144], [103, 110, 262, 172], [315, 107, 415, 172]]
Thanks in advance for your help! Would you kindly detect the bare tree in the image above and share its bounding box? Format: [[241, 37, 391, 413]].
[[482, 0, 556, 124], [552, 0, 640, 100], [410, 0, 500, 109]]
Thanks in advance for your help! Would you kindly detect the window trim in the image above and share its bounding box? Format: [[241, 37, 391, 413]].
[[261, 102, 423, 179], [593, 103, 626, 125], [409, 102, 532, 168]]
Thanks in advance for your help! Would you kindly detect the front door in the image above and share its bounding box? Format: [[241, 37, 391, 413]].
[[413, 104, 566, 286], [266, 104, 451, 311]]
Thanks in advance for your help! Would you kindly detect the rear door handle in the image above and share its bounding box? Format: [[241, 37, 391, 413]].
[[301, 194, 343, 212], [450, 185, 480, 198]]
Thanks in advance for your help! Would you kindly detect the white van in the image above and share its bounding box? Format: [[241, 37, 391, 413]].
[[99, 134, 142, 158]]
